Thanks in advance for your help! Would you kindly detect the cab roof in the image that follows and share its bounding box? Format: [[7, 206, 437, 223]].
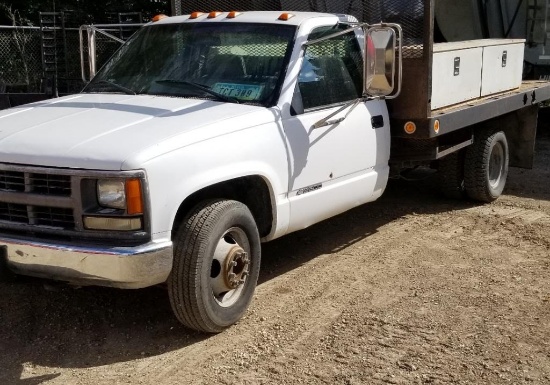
[[150, 11, 355, 27]]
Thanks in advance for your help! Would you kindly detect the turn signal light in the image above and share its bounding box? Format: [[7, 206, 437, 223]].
[[126, 179, 144, 215], [278, 13, 294, 21]]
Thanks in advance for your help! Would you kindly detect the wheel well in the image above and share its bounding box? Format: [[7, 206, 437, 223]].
[[172, 176, 273, 238], [473, 106, 539, 169], [434, 105, 539, 170]]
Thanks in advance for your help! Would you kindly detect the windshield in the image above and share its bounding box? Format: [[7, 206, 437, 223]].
[[83, 22, 296, 106]]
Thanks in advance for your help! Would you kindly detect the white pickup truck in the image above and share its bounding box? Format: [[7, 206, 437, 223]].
[[1, 9, 549, 332]]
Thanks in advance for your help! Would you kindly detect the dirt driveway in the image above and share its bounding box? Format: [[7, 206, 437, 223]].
[[1, 130, 549, 385]]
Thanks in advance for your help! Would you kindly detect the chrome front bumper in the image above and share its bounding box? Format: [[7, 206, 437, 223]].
[[1, 237, 173, 289]]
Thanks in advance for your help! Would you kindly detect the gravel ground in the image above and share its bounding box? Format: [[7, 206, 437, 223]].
[[1, 126, 549, 385]]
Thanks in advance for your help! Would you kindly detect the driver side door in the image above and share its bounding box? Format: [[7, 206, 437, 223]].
[[282, 27, 391, 233]]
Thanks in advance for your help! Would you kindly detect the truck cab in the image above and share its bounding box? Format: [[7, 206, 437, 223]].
[[0, 12, 394, 332]]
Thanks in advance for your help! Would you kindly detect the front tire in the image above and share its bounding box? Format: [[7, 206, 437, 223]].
[[168, 199, 261, 333], [464, 130, 509, 202]]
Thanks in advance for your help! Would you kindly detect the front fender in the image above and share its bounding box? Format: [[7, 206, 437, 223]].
[[142, 122, 291, 241]]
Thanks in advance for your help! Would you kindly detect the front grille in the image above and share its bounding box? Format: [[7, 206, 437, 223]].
[[0, 170, 72, 196], [0, 166, 76, 231], [0, 203, 74, 229], [0, 171, 25, 192], [29, 173, 72, 196], [32, 206, 74, 228], [0, 202, 28, 223]]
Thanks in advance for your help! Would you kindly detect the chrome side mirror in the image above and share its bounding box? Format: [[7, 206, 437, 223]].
[[364, 24, 402, 99]]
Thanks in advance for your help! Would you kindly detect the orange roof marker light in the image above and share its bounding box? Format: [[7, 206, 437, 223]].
[[208, 11, 223, 18], [189, 12, 204, 19], [227, 11, 242, 19], [278, 12, 295, 21], [152, 14, 168, 22]]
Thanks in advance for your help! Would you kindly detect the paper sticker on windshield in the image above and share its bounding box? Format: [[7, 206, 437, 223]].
[[212, 83, 264, 101]]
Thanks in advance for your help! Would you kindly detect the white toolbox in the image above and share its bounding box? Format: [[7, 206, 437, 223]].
[[431, 39, 525, 110]]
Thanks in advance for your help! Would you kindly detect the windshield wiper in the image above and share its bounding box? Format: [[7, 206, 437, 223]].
[[85, 80, 136, 95], [155, 79, 240, 104]]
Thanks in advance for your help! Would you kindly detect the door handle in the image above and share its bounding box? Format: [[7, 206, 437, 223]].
[[371, 115, 384, 129], [313, 117, 345, 129]]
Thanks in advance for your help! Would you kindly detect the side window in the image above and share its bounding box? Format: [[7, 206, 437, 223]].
[[298, 27, 363, 110]]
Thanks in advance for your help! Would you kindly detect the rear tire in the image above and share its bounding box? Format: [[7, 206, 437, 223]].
[[168, 199, 261, 333], [464, 130, 509, 202], [438, 151, 466, 200]]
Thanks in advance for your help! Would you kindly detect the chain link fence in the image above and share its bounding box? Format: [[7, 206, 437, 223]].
[[179, 0, 426, 58], [0, 26, 84, 93], [2, 2, 426, 92], [0, 26, 42, 92], [0, 24, 140, 93]]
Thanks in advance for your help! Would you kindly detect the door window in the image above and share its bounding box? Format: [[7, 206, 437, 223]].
[[298, 27, 363, 110]]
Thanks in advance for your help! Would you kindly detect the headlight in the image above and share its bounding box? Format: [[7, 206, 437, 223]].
[[97, 179, 126, 209], [84, 177, 145, 231]]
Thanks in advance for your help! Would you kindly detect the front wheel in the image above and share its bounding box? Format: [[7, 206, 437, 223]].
[[464, 130, 509, 202], [168, 199, 261, 333]]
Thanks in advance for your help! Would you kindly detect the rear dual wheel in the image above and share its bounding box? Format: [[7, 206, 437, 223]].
[[168, 199, 261, 333], [464, 131, 509, 202], [438, 130, 509, 203]]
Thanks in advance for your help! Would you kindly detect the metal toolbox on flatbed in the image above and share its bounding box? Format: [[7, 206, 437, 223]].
[[432, 39, 524, 109]]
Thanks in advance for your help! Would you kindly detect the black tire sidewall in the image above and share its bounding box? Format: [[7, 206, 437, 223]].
[[196, 203, 261, 329]]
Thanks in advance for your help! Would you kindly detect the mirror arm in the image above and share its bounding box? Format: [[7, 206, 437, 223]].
[[312, 98, 363, 129], [303, 23, 368, 47]]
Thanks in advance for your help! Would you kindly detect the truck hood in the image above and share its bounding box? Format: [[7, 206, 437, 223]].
[[0, 93, 275, 170]]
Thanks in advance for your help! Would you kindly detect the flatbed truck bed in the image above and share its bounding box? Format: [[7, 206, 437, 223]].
[[390, 81, 550, 166], [391, 81, 550, 139]]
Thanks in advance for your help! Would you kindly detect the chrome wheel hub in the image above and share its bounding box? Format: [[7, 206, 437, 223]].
[[210, 228, 250, 307], [489, 142, 504, 188]]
